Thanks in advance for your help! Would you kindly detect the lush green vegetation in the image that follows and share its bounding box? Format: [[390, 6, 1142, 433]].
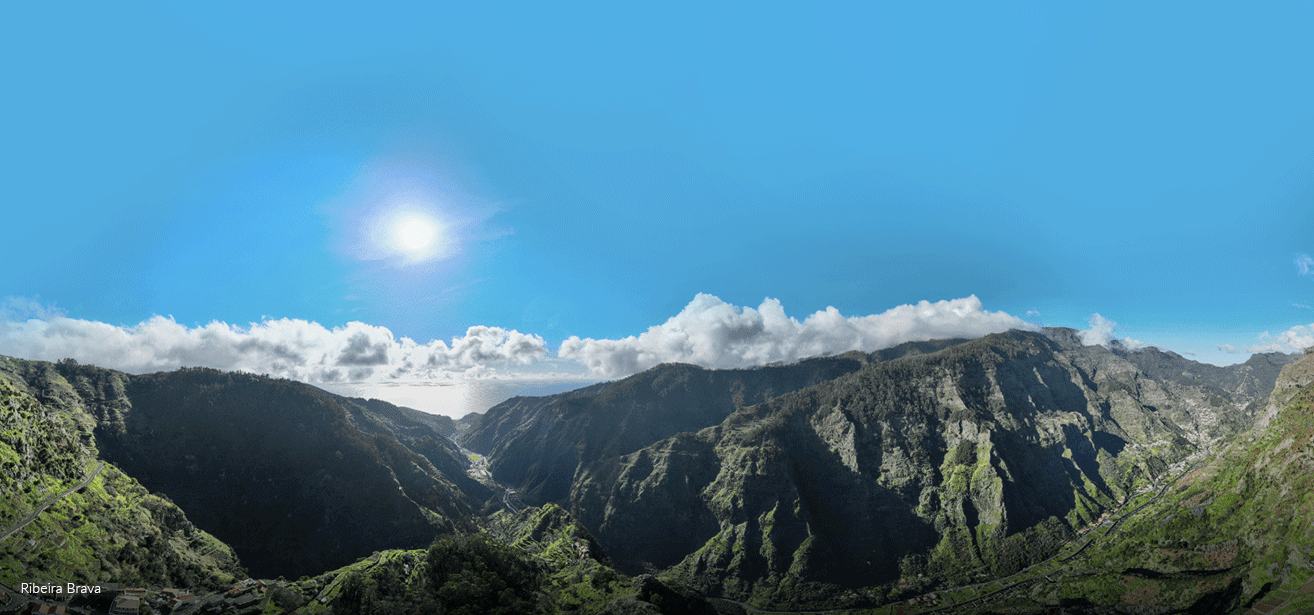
[[1, 336, 1308, 613], [28, 362, 489, 578], [318, 537, 541, 615], [934, 352, 1314, 613], [278, 504, 674, 615], [566, 331, 1294, 611], [0, 367, 244, 590]]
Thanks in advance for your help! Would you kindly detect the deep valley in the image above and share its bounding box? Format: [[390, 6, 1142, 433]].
[[3, 328, 1313, 614]]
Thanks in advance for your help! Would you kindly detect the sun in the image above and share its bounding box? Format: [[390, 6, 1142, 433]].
[[359, 206, 453, 265], [395, 214, 437, 251], [389, 212, 443, 260]]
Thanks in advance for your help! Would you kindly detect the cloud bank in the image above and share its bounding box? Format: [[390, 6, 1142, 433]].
[[558, 294, 1032, 378], [0, 294, 1059, 385], [0, 309, 549, 384]]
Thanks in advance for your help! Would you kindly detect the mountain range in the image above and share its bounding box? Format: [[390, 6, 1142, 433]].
[[2, 327, 1311, 613]]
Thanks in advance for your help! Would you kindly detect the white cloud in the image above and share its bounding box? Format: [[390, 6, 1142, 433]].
[[1294, 303, 1312, 310], [0, 310, 550, 384], [1297, 254, 1314, 276], [1217, 344, 1241, 354], [1248, 325, 1314, 354], [1078, 314, 1118, 346], [558, 294, 1033, 378], [1078, 313, 1148, 350]]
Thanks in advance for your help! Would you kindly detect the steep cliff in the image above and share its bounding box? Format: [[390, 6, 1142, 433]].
[[1017, 350, 1314, 613], [0, 360, 245, 589], [563, 330, 1291, 609], [462, 339, 970, 505]]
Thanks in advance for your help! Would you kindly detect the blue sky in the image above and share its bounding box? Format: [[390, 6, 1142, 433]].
[[4, 3, 1314, 416]]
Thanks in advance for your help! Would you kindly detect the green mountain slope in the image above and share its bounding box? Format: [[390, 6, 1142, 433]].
[[0, 362, 244, 590], [1, 357, 492, 580], [562, 330, 1291, 610], [999, 350, 1314, 614], [462, 339, 970, 505], [1106, 342, 1298, 442], [2, 332, 1304, 613], [269, 502, 719, 615]]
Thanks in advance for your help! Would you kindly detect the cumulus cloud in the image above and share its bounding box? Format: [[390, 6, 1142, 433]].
[[1078, 314, 1118, 346], [1297, 254, 1314, 276], [1077, 313, 1148, 350], [1247, 325, 1314, 354], [0, 310, 549, 383], [558, 294, 1032, 378]]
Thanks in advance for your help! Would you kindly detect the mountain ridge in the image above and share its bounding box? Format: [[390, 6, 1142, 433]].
[[461, 338, 973, 505], [0, 359, 246, 590], [0, 357, 491, 580], [552, 330, 1294, 608], [1, 330, 1307, 613]]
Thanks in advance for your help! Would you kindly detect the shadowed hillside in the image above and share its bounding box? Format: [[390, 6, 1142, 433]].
[[0, 332, 1303, 612], [1014, 349, 1314, 613], [0, 360, 245, 589], [0, 358, 492, 579], [483, 330, 1293, 609], [462, 339, 971, 505]]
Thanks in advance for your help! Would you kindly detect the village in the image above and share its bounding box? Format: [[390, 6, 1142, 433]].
[[1, 577, 270, 615]]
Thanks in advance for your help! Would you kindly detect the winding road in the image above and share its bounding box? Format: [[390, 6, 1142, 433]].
[[453, 440, 524, 515], [0, 461, 105, 543]]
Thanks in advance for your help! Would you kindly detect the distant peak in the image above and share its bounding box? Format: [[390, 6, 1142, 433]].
[[1274, 352, 1314, 392], [1039, 327, 1083, 348]]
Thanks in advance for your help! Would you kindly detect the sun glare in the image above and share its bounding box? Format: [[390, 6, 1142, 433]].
[[389, 212, 443, 260], [396, 214, 437, 250], [359, 204, 454, 265]]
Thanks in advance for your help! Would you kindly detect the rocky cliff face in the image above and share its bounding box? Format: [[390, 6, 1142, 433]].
[[461, 339, 971, 506], [4, 329, 1299, 610], [1106, 343, 1297, 441], [552, 331, 1292, 608], [1011, 348, 1314, 613], [462, 356, 872, 504]]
